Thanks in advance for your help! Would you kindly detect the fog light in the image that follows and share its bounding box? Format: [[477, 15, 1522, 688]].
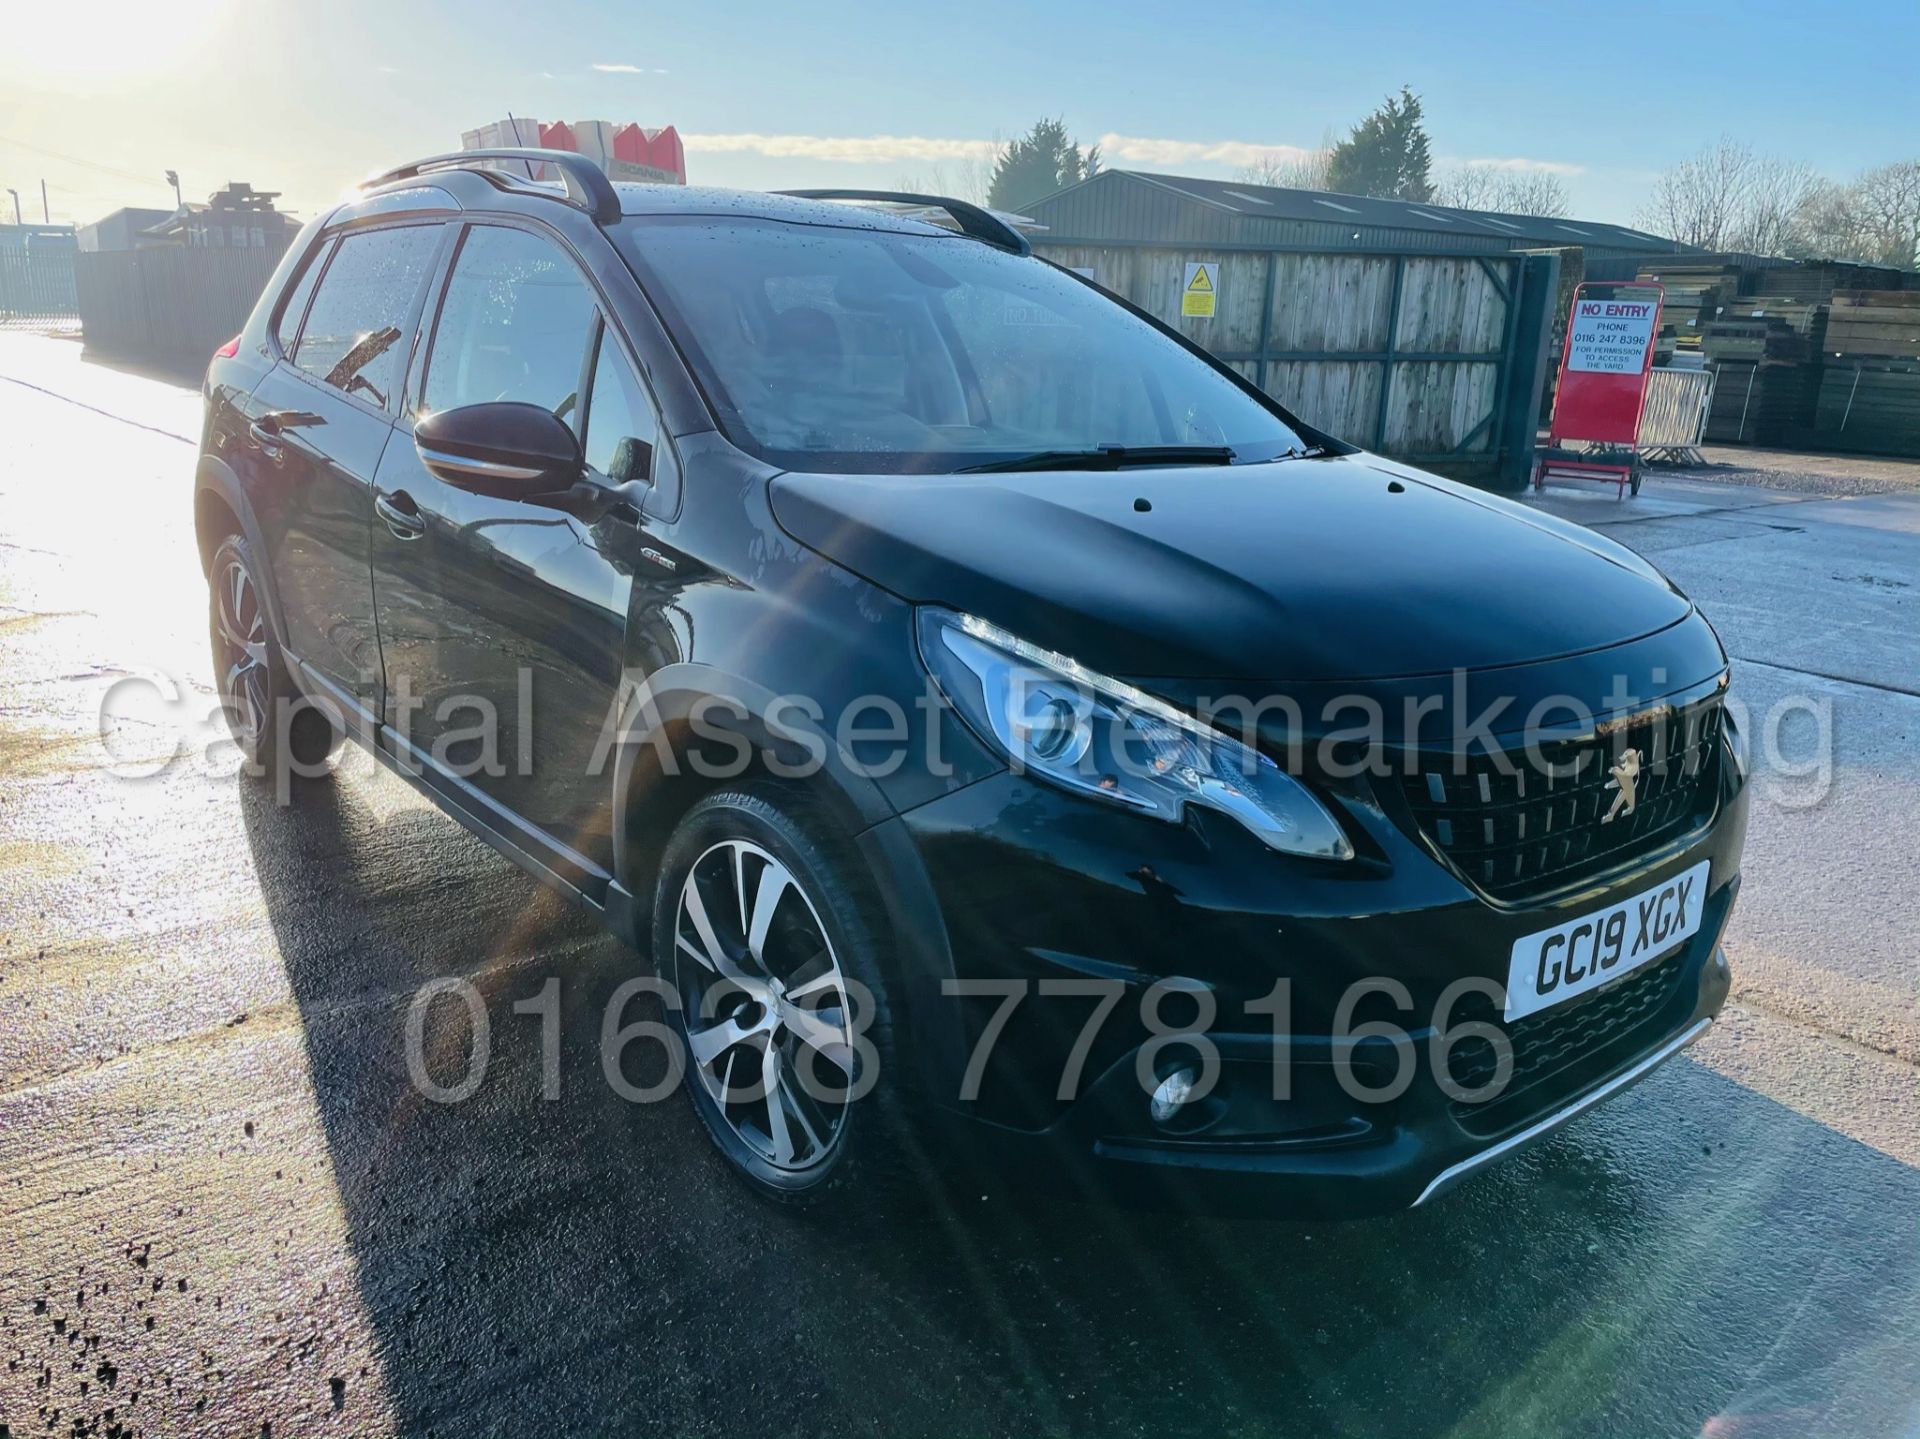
[[1150, 1067, 1198, 1124]]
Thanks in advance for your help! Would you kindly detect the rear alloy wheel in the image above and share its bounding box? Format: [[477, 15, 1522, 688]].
[[654, 790, 895, 1202], [213, 549, 272, 757], [207, 534, 340, 779]]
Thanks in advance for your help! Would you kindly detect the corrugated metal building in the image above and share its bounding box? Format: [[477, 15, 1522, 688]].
[[1024, 170, 1685, 259]]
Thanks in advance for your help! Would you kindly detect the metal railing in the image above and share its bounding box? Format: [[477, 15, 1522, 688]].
[[0, 246, 80, 330], [1637, 367, 1715, 461]]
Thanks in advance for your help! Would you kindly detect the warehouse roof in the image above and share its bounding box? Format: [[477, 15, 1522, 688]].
[[1025, 169, 1684, 256]]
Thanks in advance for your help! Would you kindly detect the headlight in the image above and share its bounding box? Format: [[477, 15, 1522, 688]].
[[917, 609, 1353, 860]]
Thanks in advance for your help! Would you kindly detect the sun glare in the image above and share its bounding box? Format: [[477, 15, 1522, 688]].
[[8, 0, 232, 79]]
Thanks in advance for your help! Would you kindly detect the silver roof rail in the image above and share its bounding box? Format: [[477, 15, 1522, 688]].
[[360, 149, 622, 225], [776, 189, 1031, 255]]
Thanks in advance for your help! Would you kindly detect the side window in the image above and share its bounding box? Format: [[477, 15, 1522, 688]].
[[423, 226, 596, 424], [273, 239, 331, 355], [292, 225, 439, 410], [583, 329, 660, 482]]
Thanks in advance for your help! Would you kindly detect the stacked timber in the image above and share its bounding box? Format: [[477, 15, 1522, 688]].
[[1704, 360, 1823, 446], [1712, 295, 1828, 351], [1757, 261, 1907, 303], [1813, 290, 1920, 454], [1700, 316, 1818, 365], [1827, 290, 1920, 362], [1635, 260, 1746, 358], [1699, 297, 1829, 443]]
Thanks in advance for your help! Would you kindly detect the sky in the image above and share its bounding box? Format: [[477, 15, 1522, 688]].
[[3, 0, 1917, 231]]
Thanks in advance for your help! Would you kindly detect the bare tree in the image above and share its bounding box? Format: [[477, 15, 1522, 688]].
[[893, 137, 1004, 207], [1497, 170, 1570, 218], [1791, 178, 1878, 260], [1638, 141, 1918, 261], [1847, 159, 1920, 267], [1637, 137, 1755, 249], [1433, 166, 1502, 210], [1728, 155, 1822, 255], [1235, 128, 1337, 191], [1433, 167, 1570, 217]]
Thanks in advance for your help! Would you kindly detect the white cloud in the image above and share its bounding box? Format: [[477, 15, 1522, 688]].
[[681, 132, 1003, 165], [1096, 133, 1317, 170], [592, 62, 646, 73], [1449, 155, 1586, 176]]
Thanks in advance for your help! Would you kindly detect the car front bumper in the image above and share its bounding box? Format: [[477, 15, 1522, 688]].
[[859, 752, 1748, 1218]]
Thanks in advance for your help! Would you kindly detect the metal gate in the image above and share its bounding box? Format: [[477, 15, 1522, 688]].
[[0, 238, 80, 330]]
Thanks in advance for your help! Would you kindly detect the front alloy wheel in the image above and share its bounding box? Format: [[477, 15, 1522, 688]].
[[653, 788, 898, 1203], [672, 838, 857, 1175]]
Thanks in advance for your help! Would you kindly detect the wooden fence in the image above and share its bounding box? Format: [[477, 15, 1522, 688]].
[[1035, 241, 1560, 487], [75, 245, 287, 365]]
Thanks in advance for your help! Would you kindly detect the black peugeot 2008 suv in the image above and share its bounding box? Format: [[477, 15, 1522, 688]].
[[196, 149, 1747, 1215]]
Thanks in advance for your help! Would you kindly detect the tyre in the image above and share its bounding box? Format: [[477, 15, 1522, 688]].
[[651, 786, 899, 1203], [207, 533, 341, 781]]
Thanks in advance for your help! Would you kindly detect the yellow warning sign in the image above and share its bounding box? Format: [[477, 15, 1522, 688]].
[[1181, 261, 1218, 318]]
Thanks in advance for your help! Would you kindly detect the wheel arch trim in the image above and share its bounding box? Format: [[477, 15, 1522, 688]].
[[607, 664, 896, 923], [194, 455, 292, 655]]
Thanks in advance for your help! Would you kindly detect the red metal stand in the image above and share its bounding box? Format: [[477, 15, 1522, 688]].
[[1532, 451, 1639, 498]]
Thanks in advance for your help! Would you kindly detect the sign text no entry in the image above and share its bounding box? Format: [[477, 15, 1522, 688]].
[[1566, 298, 1659, 374]]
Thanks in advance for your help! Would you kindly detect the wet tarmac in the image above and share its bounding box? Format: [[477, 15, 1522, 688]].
[[2, 336, 1917, 1438]]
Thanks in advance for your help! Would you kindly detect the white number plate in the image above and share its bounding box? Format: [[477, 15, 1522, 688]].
[[1504, 860, 1710, 1021]]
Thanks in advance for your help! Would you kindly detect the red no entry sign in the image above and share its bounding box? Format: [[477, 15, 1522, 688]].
[[1550, 282, 1664, 447]]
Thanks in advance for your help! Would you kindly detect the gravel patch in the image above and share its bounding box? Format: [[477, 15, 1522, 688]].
[[1657, 446, 1920, 498]]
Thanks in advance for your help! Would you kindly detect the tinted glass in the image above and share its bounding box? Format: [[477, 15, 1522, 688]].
[[424, 226, 596, 425], [292, 225, 439, 410], [583, 332, 659, 482], [619, 216, 1305, 473], [273, 239, 331, 354]]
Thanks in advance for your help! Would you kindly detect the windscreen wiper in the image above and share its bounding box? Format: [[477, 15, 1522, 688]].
[[956, 444, 1236, 474]]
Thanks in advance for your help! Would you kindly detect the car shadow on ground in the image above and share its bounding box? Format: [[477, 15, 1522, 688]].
[[239, 771, 1920, 1439]]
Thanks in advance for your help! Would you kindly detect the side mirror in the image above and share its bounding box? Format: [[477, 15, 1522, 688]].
[[414, 402, 582, 500]]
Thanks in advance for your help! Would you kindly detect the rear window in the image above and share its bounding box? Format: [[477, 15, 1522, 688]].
[[291, 224, 440, 412], [617, 216, 1304, 473]]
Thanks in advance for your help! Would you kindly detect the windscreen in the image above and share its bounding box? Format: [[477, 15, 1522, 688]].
[[620, 215, 1308, 472]]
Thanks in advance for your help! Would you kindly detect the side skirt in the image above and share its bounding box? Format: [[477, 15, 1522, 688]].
[[285, 653, 645, 952]]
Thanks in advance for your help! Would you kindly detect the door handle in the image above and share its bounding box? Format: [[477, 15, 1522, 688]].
[[249, 410, 321, 460], [248, 419, 286, 459], [375, 490, 427, 540]]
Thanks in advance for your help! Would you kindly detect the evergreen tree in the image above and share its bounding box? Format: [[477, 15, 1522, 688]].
[[1325, 88, 1435, 202], [988, 118, 1101, 212]]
